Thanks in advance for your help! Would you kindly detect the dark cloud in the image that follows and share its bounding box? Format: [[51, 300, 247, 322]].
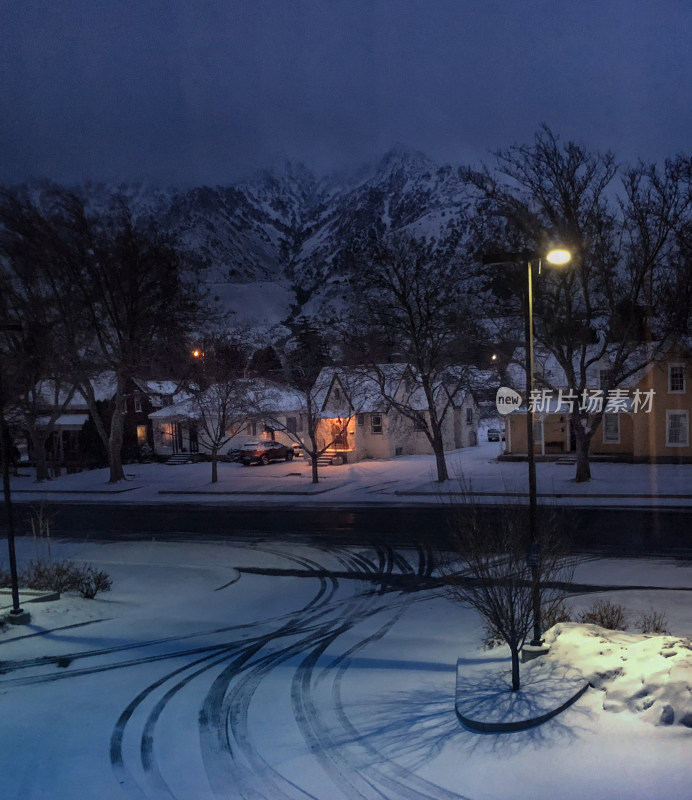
[[2, 0, 691, 186]]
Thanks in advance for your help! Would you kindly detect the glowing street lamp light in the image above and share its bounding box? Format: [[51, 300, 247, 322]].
[[545, 248, 571, 266], [482, 247, 572, 649]]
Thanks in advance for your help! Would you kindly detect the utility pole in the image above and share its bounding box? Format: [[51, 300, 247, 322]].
[[0, 322, 30, 623]]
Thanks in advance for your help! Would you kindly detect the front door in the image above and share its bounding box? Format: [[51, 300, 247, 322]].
[[189, 425, 199, 453], [331, 422, 348, 450]]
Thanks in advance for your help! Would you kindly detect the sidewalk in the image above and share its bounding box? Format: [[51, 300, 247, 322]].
[[7, 442, 692, 508]]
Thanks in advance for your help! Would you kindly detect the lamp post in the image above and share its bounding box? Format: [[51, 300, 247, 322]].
[[483, 248, 571, 646], [0, 321, 30, 624]]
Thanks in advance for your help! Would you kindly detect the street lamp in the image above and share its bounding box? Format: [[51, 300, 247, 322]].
[[0, 321, 30, 624], [483, 247, 572, 647]]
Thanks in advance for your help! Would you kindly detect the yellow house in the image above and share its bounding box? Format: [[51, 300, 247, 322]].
[[505, 346, 692, 462]]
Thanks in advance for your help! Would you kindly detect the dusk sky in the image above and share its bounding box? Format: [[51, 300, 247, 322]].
[[2, 0, 691, 187]]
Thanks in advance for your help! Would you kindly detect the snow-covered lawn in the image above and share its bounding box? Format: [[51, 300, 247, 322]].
[[8, 440, 692, 507], [1, 538, 691, 799]]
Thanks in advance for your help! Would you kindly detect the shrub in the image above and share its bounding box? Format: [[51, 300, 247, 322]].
[[578, 599, 628, 630], [636, 608, 669, 635], [75, 565, 112, 599], [542, 598, 573, 630], [19, 560, 112, 598], [21, 560, 79, 593]]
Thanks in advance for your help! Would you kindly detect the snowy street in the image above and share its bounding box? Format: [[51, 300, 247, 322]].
[[1, 536, 692, 799]]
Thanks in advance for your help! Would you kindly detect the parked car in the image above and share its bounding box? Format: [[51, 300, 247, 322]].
[[487, 428, 505, 442], [240, 440, 295, 465]]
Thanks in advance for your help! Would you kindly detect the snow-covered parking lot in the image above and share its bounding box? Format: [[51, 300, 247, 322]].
[[1, 536, 692, 799]]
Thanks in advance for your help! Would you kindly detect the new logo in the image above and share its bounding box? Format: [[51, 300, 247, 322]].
[[495, 387, 522, 415]]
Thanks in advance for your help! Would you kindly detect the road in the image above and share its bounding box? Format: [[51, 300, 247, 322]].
[[3, 501, 692, 556]]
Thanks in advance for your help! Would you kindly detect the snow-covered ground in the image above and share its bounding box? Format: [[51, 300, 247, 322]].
[[8, 439, 692, 507], [2, 442, 692, 798], [0, 535, 691, 799]]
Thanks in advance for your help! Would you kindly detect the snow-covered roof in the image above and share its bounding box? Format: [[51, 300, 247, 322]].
[[504, 343, 667, 391], [149, 379, 304, 421], [132, 378, 182, 406], [35, 413, 89, 429], [314, 363, 478, 416]]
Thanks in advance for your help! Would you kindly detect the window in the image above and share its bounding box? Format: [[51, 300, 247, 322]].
[[357, 414, 364, 426], [666, 410, 689, 447], [134, 391, 142, 413], [286, 416, 297, 434], [602, 414, 620, 444], [466, 407, 473, 425], [371, 414, 383, 434], [669, 364, 685, 393], [136, 425, 148, 445], [599, 369, 612, 389]]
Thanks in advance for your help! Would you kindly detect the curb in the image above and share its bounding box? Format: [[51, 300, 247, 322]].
[[455, 659, 592, 733]]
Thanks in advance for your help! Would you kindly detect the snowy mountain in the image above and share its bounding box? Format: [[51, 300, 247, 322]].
[[18, 148, 473, 330]]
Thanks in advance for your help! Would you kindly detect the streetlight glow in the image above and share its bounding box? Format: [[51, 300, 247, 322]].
[[481, 243, 572, 652], [546, 248, 571, 265]]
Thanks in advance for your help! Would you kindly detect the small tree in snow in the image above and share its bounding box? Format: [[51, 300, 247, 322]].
[[441, 504, 575, 691], [190, 380, 250, 483]]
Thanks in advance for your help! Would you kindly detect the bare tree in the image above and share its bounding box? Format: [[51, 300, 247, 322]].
[[0, 190, 88, 479], [469, 127, 692, 481], [1, 187, 207, 482], [346, 234, 476, 481], [268, 317, 337, 484], [257, 366, 360, 484], [441, 503, 575, 691], [188, 380, 250, 483], [59, 193, 205, 482]]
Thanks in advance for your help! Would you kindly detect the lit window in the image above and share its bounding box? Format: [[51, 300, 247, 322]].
[[371, 414, 383, 434], [666, 410, 689, 446], [136, 425, 148, 445], [603, 414, 620, 443], [669, 364, 685, 393]]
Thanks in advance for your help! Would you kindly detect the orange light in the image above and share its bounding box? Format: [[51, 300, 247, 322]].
[[192, 349, 203, 359]]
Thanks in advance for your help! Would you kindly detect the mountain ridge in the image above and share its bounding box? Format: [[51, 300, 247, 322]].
[[15, 148, 473, 330]]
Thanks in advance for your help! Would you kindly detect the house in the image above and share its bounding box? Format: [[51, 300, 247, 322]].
[[31, 374, 183, 469], [124, 378, 184, 456], [148, 380, 304, 458], [503, 343, 692, 462], [310, 364, 480, 463]]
